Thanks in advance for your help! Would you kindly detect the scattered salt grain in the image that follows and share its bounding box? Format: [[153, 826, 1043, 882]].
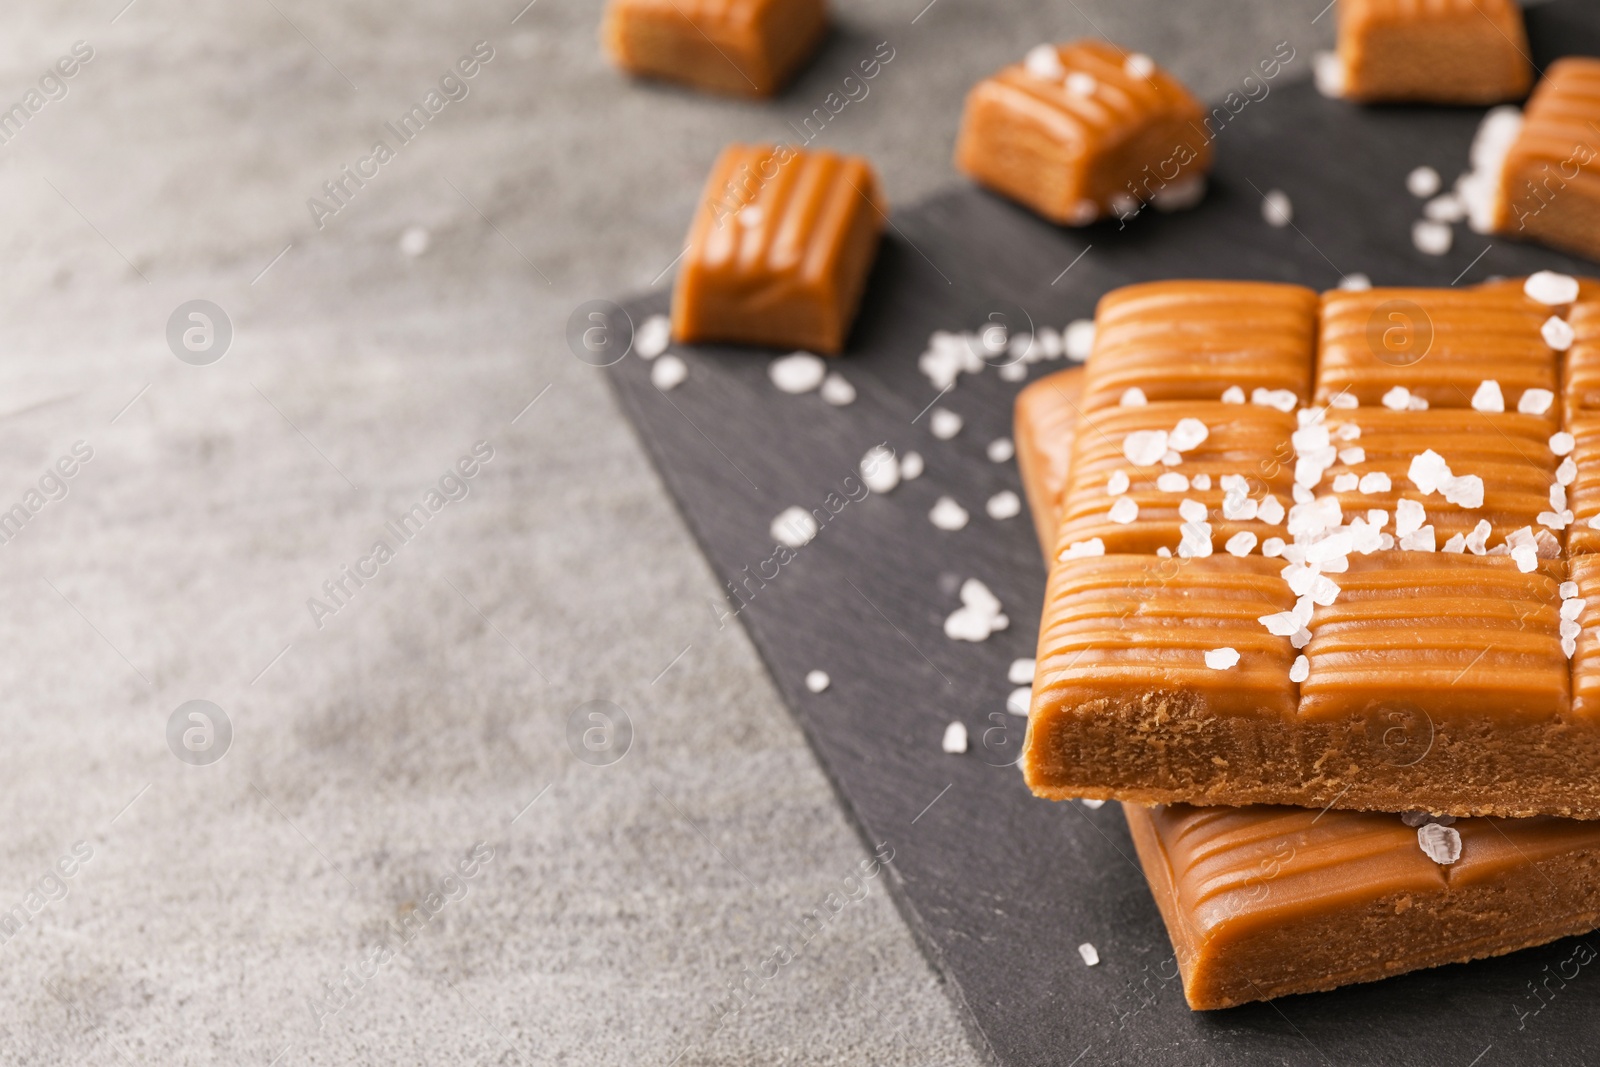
[[1562, 580, 1580, 599], [635, 314, 671, 359], [988, 438, 1015, 462], [652, 354, 688, 391], [1339, 446, 1366, 465], [1406, 166, 1442, 198], [1191, 473, 1212, 490], [1412, 219, 1452, 256], [1253, 388, 1299, 412], [1225, 531, 1258, 557], [1066, 71, 1097, 96], [771, 506, 818, 547], [820, 373, 856, 405], [1152, 176, 1207, 212], [1261, 189, 1293, 228], [1313, 50, 1344, 97], [1221, 385, 1246, 404], [999, 361, 1028, 382], [1332, 473, 1358, 492], [1080, 798, 1105, 809], [1125, 52, 1155, 77], [1123, 429, 1169, 466], [1064, 320, 1095, 361], [1382, 386, 1412, 411], [861, 444, 900, 494], [1120, 387, 1148, 407], [1423, 194, 1466, 222], [1169, 418, 1210, 452], [805, 670, 831, 693], [899, 452, 924, 480], [1339, 273, 1372, 291], [930, 408, 963, 440], [930, 496, 970, 531], [1551, 431, 1576, 456], [1543, 315, 1576, 351], [1060, 538, 1105, 560], [1359, 471, 1392, 495], [1009, 658, 1036, 685], [1471, 379, 1505, 413], [769, 351, 827, 393], [1078, 942, 1100, 967], [1520, 388, 1555, 415], [1205, 647, 1240, 670], [988, 491, 1022, 520], [400, 224, 430, 257], [1006, 687, 1031, 716], [1106, 471, 1130, 495], [1157, 472, 1188, 492], [1525, 270, 1579, 306], [1178, 499, 1208, 523], [1289, 654, 1309, 683], [1109, 496, 1139, 524], [1417, 822, 1462, 865], [942, 721, 969, 754], [1024, 44, 1065, 79]]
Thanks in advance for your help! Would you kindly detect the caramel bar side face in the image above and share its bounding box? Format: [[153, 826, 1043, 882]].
[[954, 40, 1210, 226], [1496, 59, 1600, 256], [1082, 280, 1317, 413], [1014, 368, 1086, 555], [1337, 0, 1531, 104], [1127, 803, 1600, 1010], [601, 0, 827, 97], [671, 144, 885, 354]]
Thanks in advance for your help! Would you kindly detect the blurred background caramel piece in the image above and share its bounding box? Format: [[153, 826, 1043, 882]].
[[1334, 0, 1531, 104], [601, 0, 827, 97], [671, 144, 885, 354], [1494, 59, 1600, 261]]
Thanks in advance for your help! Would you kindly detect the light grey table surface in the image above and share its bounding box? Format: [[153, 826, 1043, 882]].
[[0, 1, 1325, 1063]]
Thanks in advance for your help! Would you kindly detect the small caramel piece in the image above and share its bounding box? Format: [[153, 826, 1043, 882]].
[[953, 40, 1210, 226], [1129, 804, 1600, 1010], [671, 144, 885, 354], [1334, 0, 1531, 104], [1495, 59, 1600, 256], [1316, 285, 1559, 413], [600, 0, 826, 97], [1081, 281, 1316, 414]]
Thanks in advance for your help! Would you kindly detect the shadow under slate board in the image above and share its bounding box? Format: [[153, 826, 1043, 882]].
[[605, 10, 1600, 1067]]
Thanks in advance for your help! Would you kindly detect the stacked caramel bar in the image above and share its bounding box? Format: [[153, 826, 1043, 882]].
[[1015, 278, 1600, 1008]]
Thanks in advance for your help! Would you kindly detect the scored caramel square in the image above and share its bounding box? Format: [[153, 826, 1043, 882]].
[[671, 144, 885, 354], [1335, 0, 1531, 104], [1080, 280, 1316, 414], [600, 0, 827, 98], [1494, 59, 1600, 258], [953, 40, 1210, 226]]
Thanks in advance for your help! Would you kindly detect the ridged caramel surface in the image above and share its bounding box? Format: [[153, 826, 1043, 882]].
[[1571, 555, 1600, 718], [1056, 402, 1296, 557], [953, 39, 1210, 224], [1563, 299, 1600, 421], [1338, 0, 1530, 104], [672, 144, 884, 353], [1319, 409, 1556, 548], [1317, 287, 1559, 412], [1034, 555, 1298, 719], [1080, 281, 1317, 414], [601, 0, 827, 97], [1300, 552, 1570, 720], [1567, 417, 1600, 554], [1014, 369, 1085, 553]]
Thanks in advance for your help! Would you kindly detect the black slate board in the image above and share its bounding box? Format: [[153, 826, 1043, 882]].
[[607, 7, 1600, 1064]]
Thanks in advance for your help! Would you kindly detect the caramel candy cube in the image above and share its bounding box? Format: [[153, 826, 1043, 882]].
[[1334, 0, 1531, 104], [954, 40, 1210, 226], [671, 144, 885, 354], [1496, 60, 1600, 262], [600, 0, 826, 98]]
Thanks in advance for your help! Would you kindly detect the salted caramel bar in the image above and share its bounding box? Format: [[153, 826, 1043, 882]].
[[1018, 368, 1600, 1011], [1330, 0, 1531, 104], [1494, 59, 1600, 263], [1028, 278, 1600, 819], [671, 144, 884, 354], [953, 40, 1210, 226], [600, 0, 826, 97]]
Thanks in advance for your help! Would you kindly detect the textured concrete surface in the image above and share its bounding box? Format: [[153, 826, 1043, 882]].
[[0, 1, 1325, 1063]]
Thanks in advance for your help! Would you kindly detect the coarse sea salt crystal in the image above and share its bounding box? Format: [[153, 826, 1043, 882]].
[[930, 496, 969, 530], [1120, 387, 1148, 407], [930, 407, 963, 440], [988, 438, 1015, 462], [899, 451, 924, 480], [652, 354, 688, 391], [1177, 522, 1213, 557], [1253, 388, 1298, 412], [1259, 496, 1286, 525], [769, 351, 827, 393], [942, 721, 968, 754], [1123, 429, 1169, 466], [1520, 388, 1555, 415], [1066, 71, 1097, 96], [1417, 822, 1462, 864], [1025, 43, 1065, 79], [1443, 474, 1485, 509], [805, 670, 831, 693], [1106, 470, 1130, 495], [1339, 446, 1365, 465], [1399, 526, 1436, 551], [1260, 610, 1299, 636], [1125, 52, 1155, 77], [987, 491, 1021, 520], [1109, 497, 1139, 524], [1471, 380, 1504, 413], [1543, 316, 1576, 351], [1005, 686, 1031, 716], [1338, 273, 1371, 291], [1262, 537, 1286, 557], [1178, 498, 1208, 522], [1358, 472, 1391, 494], [1169, 418, 1209, 452], [1157, 472, 1188, 492], [1221, 385, 1246, 404], [1562, 580, 1580, 599], [1525, 270, 1579, 306], [1290, 654, 1310, 682], [1512, 543, 1538, 572], [1395, 498, 1426, 537], [820, 373, 856, 405], [1412, 220, 1452, 256], [1060, 538, 1105, 560], [1332, 473, 1358, 492], [1466, 519, 1491, 554], [1204, 647, 1240, 670], [1064, 320, 1095, 361], [1424, 194, 1466, 222], [1225, 531, 1258, 557], [1563, 598, 1585, 621], [636, 314, 671, 359], [1442, 532, 1466, 552], [1409, 449, 1452, 494], [1314, 50, 1344, 97], [860, 444, 900, 494], [1191, 473, 1212, 490], [1551, 431, 1576, 456], [1407, 166, 1442, 198], [1009, 658, 1036, 684], [1382, 386, 1411, 411], [1078, 942, 1100, 967], [771, 506, 818, 547], [1261, 189, 1292, 227]]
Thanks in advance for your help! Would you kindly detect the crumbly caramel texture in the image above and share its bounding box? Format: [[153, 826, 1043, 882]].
[[601, 0, 827, 97], [1495, 60, 1600, 261], [1023, 278, 1600, 819], [1018, 368, 1600, 1011], [1337, 0, 1531, 104], [671, 144, 885, 354], [953, 40, 1210, 225]]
